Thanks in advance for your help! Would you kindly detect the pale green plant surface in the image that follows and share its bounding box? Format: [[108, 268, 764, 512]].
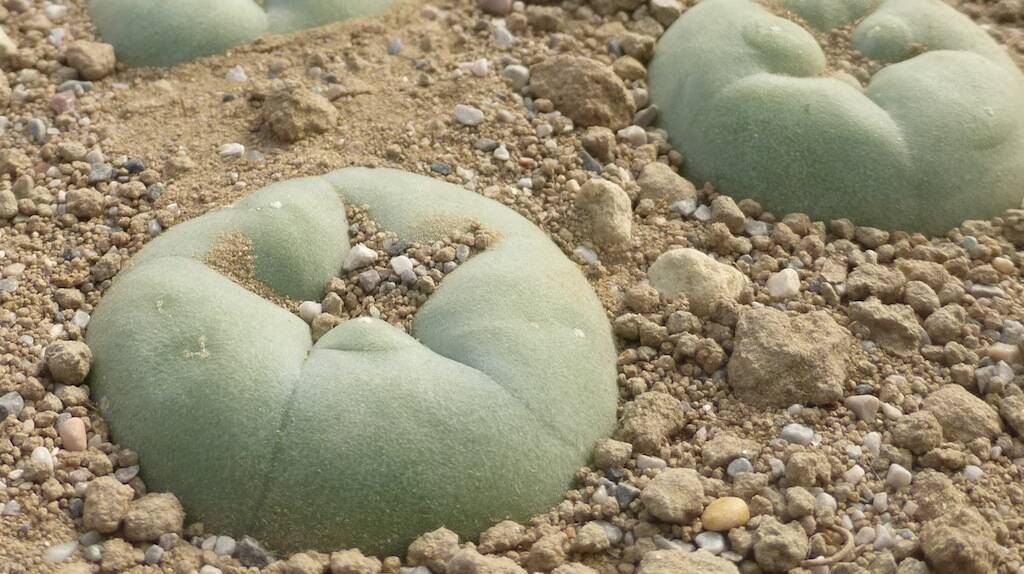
[[85, 168, 618, 554], [649, 0, 1024, 234]]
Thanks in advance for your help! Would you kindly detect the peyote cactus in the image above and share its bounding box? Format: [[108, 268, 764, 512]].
[[648, 0, 1024, 234], [86, 0, 394, 67], [84, 168, 618, 554]]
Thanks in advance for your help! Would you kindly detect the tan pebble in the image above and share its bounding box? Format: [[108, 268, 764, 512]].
[[992, 256, 1015, 275], [58, 417, 88, 451], [701, 497, 750, 531]]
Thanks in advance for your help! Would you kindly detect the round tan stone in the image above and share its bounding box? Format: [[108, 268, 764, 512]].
[[701, 497, 750, 532]]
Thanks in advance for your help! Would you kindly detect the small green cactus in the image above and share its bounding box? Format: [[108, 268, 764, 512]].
[[649, 0, 1024, 234], [85, 168, 618, 554], [87, 0, 394, 67]]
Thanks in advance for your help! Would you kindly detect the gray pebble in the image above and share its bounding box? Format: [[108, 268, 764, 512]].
[[454, 104, 485, 127], [358, 269, 382, 293], [0, 391, 25, 419], [236, 536, 273, 568], [88, 163, 115, 183], [82, 544, 102, 562], [79, 531, 102, 546], [114, 465, 139, 483], [726, 457, 753, 477], [213, 535, 236, 557], [144, 545, 164, 565], [27, 118, 48, 144], [781, 423, 815, 445]]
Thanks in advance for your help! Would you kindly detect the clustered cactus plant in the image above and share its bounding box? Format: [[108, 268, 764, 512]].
[[85, 168, 619, 554], [87, 0, 393, 66], [649, 0, 1024, 235]]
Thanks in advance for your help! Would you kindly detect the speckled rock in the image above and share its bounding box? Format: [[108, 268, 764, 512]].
[[531, 55, 636, 129], [648, 248, 748, 316], [637, 549, 739, 574], [641, 468, 704, 524], [728, 308, 852, 407], [923, 385, 1002, 443]]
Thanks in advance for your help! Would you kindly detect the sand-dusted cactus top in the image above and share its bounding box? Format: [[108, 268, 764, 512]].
[[649, 0, 1024, 235], [84, 168, 618, 554], [87, 0, 394, 67]]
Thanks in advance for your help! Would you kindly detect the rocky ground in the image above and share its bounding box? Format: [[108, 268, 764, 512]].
[[2, 0, 1024, 573]]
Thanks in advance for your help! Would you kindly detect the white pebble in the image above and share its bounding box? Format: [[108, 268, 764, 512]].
[[844, 395, 880, 423], [225, 66, 247, 82], [766, 268, 800, 299], [454, 104, 485, 126], [694, 531, 726, 555], [298, 301, 322, 324], [854, 526, 876, 546], [343, 243, 379, 271], [964, 465, 984, 482], [864, 432, 882, 457], [218, 143, 245, 159], [31, 447, 54, 473], [844, 464, 865, 486], [886, 464, 913, 488], [390, 256, 414, 275], [44, 541, 78, 563]]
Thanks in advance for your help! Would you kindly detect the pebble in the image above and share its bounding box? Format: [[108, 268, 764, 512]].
[[694, 531, 727, 555], [114, 465, 139, 483], [766, 268, 800, 299], [31, 446, 54, 473], [454, 104, 485, 126], [501, 64, 530, 90], [213, 535, 236, 557], [636, 454, 667, 471], [844, 395, 881, 423], [199, 566, 223, 574], [886, 464, 913, 488], [2, 500, 21, 516], [0, 391, 25, 419], [844, 464, 865, 486], [964, 465, 984, 482], [726, 457, 753, 477], [701, 497, 750, 532], [864, 432, 882, 457], [225, 66, 247, 82], [493, 145, 510, 161], [44, 541, 78, 562], [298, 302, 322, 324], [343, 243, 379, 271], [855, 526, 876, 546], [82, 545, 102, 562], [478, 0, 512, 15], [144, 544, 165, 565], [781, 423, 815, 445], [218, 143, 245, 159], [58, 415, 88, 452]]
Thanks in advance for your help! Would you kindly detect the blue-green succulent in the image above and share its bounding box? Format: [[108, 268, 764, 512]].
[[84, 168, 618, 554], [649, 0, 1024, 234], [87, 0, 394, 67]]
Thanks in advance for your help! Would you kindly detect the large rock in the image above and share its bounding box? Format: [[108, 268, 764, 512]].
[[637, 549, 738, 574], [531, 55, 636, 129], [923, 385, 1002, 443], [728, 308, 853, 407], [640, 468, 704, 524], [575, 179, 633, 248], [83, 476, 134, 534], [649, 0, 1024, 235], [615, 392, 687, 455], [85, 168, 618, 554], [752, 518, 809, 573], [648, 248, 748, 316], [123, 493, 186, 542], [637, 163, 697, 207], [64, 41, 116, 81], [921, 507, 999, 574], [848, 299, 925, 356]]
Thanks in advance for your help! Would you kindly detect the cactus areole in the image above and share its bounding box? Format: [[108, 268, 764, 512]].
[[85, 168, 619, 554], [649, 0, 1024, 235]]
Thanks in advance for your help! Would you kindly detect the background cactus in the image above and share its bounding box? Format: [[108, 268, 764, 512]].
[[648, 0, 1024, 234], [84, 168, 618, 554], [87, 0, 394, 67]]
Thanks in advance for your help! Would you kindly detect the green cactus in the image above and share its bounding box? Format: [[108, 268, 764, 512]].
[[85, 168, 618, 554], [87, 0, 394, 67], [649, 0, 1024, 234]]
